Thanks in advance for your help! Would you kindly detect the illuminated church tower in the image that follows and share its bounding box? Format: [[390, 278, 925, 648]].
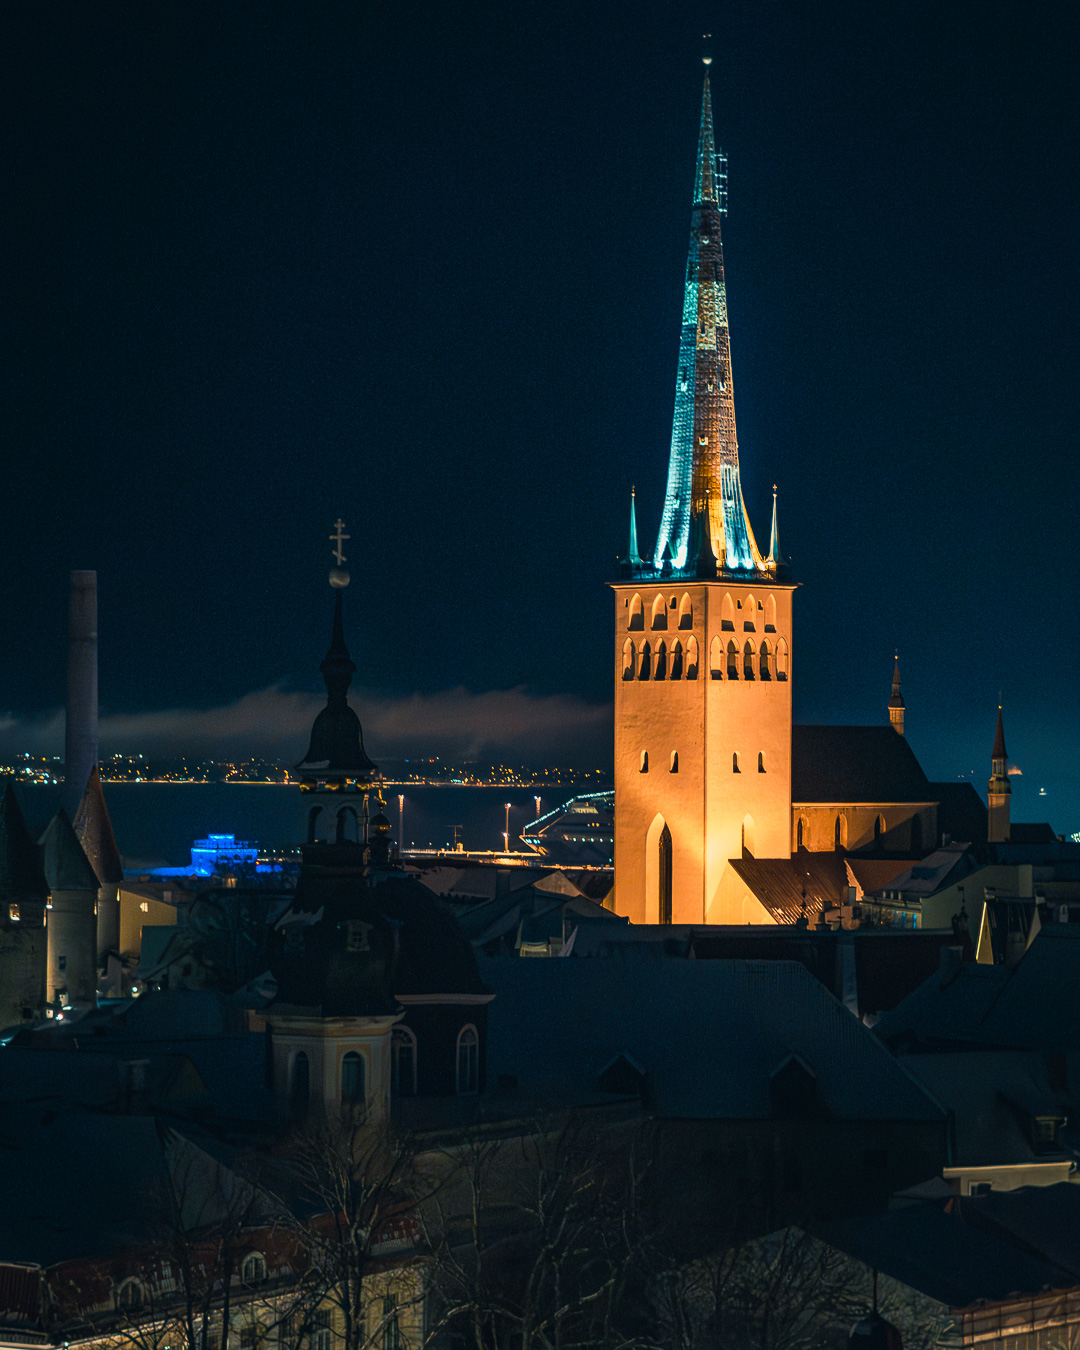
[[612, 64, 795, 924]]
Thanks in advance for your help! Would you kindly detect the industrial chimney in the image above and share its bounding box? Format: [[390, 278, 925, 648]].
[[63, 571, 98, 818]]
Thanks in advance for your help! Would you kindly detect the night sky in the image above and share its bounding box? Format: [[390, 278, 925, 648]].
[[2, 2, 1078, 826]]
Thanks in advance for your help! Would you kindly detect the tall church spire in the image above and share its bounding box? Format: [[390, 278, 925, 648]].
[[888, 653, 905, 736], [988, 707, 1011, 843], [627, 486, 643, 570], [653, 66, 766, 576]]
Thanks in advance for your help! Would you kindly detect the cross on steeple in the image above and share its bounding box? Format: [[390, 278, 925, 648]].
[[330, 519, 349, 567]]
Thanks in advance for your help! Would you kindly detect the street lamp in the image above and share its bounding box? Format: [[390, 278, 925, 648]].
[[397, 795, 404, 852], [534, 795, 541, 817], [504, 802, 512, 852]]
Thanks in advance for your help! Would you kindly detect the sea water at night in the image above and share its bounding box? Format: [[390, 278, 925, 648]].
[[16, 783, 593, 868]]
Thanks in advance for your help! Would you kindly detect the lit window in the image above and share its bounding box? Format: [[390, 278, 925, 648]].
[[8, 905, 19, 922], [140, 901, 149, 913], [241, 1253, 266, 1285], [382, 1295, 399, 1350]]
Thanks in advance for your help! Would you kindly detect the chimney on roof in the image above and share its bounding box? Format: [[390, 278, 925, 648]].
[[63, 571, 98, 819]]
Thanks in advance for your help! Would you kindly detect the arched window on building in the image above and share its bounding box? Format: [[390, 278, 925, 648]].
[[241, 1253, 267, 1286], [710, 635, 723, 679], [640, 750, 649, 773], [874, 814, 886, 845], [336, 806, 358, 844], [743, 641, 755, 680], [392, 1026, 417, 1096], [727, 640, 739, 679], [654, 640, 667, 680], [290, 1052, 309, 1112], [658, 825, 673, 925], [685, 636, 699, 679], [765, 595, 777, 632], [638, 641, 651, 680], [628, 593, 644, 630], [456, 1026, 479, 1094], [758, 752, 766, 773], [744, 595, 757, 631], [670, 750, 679, 773], [651, 594, 668, 630], [622, 638, 635, 680], [796, 817, 808, 850], [670, 640, 683, 680], [759, 641, 772, 681], [835, 815, 847, 850], [678, 593, 693, 629], [722, 593, 735, 631], [776, 638, 789, 681], [341, 1051, 366, 1106], [117, 1281, 144, 1312]]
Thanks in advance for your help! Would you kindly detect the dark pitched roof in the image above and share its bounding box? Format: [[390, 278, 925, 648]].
[[0, 783, 48, 901], [39, 810, 99, 892], [731, 851, 849, 922], [876, 926, 1080, 1053], [791, 726, 932, 804], [929, 782, 988, 846], [1010, 822, 1059, 844], [72, 766, 123, 884], [479, 957, 943, 1122]]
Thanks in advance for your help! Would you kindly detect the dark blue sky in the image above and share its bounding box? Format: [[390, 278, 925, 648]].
[[2, 1, 1077, 826]]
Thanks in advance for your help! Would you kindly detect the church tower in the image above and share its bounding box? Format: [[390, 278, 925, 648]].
[[888, 655, 905, 736], [988, 707, 1011, 844], [612, 66, 795, 925]]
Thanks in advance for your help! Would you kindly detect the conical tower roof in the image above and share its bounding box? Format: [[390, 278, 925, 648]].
[[73, 766, 124, 885], [297, 589, 377, 779], [0, 782, 49, 900], [889, 654, 904, 711], [653, 69, 767, 577], [992, 708, 1007, 762], [40, 808, 99, 892]]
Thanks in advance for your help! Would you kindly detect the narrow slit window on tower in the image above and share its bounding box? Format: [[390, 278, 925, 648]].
[[622, 638, 635, 680], [670, 640, 683, 679], [765, 595, 777, 632], [744, 595, 756, 631], [654, 640, 667, 680], [640, 750, 649, 774], [743, 641, 755, 680], [670, 751, 679, 773], [710, 636, 722, 679], [727, 640, 739, 679], [722, 594, 735, 631], [759, 641, 772, 681], [776, 638, 789, 681], [733, 752, 740, 774], [758, 752, 766, 773], [638, 641, 651, 680], [629, 594, 644, 631]]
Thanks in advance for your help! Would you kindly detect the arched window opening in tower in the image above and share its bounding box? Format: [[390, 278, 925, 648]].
[[733, 752, 740, 773], [835, 815, 846, 850], [654, 640, 667, 680], [686, 635, 699, 679], [759, 641, 772, 681], [336, 806, 358, 844], [341, 1051, 366, 1106], [874, 814, 885, 845], [392, 1026, 417, 1096], [670, 750, 679, 774], [651, 594, 668, 630], [765, 595, 777, 632], [306, 805, 323, 844], [744, 595, 756, 632], [622, 638, 635, 680], [710, 636, 722, 679], [758, 752, 766, 773], [776, 638, 789, 681], [797, 817, 808, 850], [670, 640, 683, 679], [743, 641, 755, 680], [727, 640, 739, 679], [640, 750, 649, 773], [456, 1025, 479, 1094], [629, 593, 644, 631], [638, 641, 651, 680], [658, 825, 673, 925], [722, 593, 735, 631], [678, 593, 693, 629]]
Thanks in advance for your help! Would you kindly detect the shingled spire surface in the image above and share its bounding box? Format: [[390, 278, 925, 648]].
[[40, 809, 99, 893], [73, 766, 123, 886], [653, 71, 766, 577]]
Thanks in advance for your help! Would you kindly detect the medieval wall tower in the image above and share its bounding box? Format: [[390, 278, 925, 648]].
[[612, 66, 795, 925]]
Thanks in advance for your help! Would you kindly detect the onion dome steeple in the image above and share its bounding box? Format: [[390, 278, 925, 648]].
[[297, 521, 377, 781], [653, 63, 768, 578]]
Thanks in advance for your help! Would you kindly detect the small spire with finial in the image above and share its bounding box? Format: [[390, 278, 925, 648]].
[[767, 484, 786, 570], [888, 651, 905, 736], [329, 518, 350, 589]]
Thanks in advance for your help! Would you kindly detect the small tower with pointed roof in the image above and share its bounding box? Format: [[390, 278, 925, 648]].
[[73, 765, 124, 963], [888, 654, 905, 737], [612, 64, 795, 923], [988, 707, 1011, 844], [40, 809, 99, 1010], [0, 782, 49, 1027]]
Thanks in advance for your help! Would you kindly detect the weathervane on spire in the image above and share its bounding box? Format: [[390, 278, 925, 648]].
[[702, 33, 712, 66], [329, 519, 351, 589]]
